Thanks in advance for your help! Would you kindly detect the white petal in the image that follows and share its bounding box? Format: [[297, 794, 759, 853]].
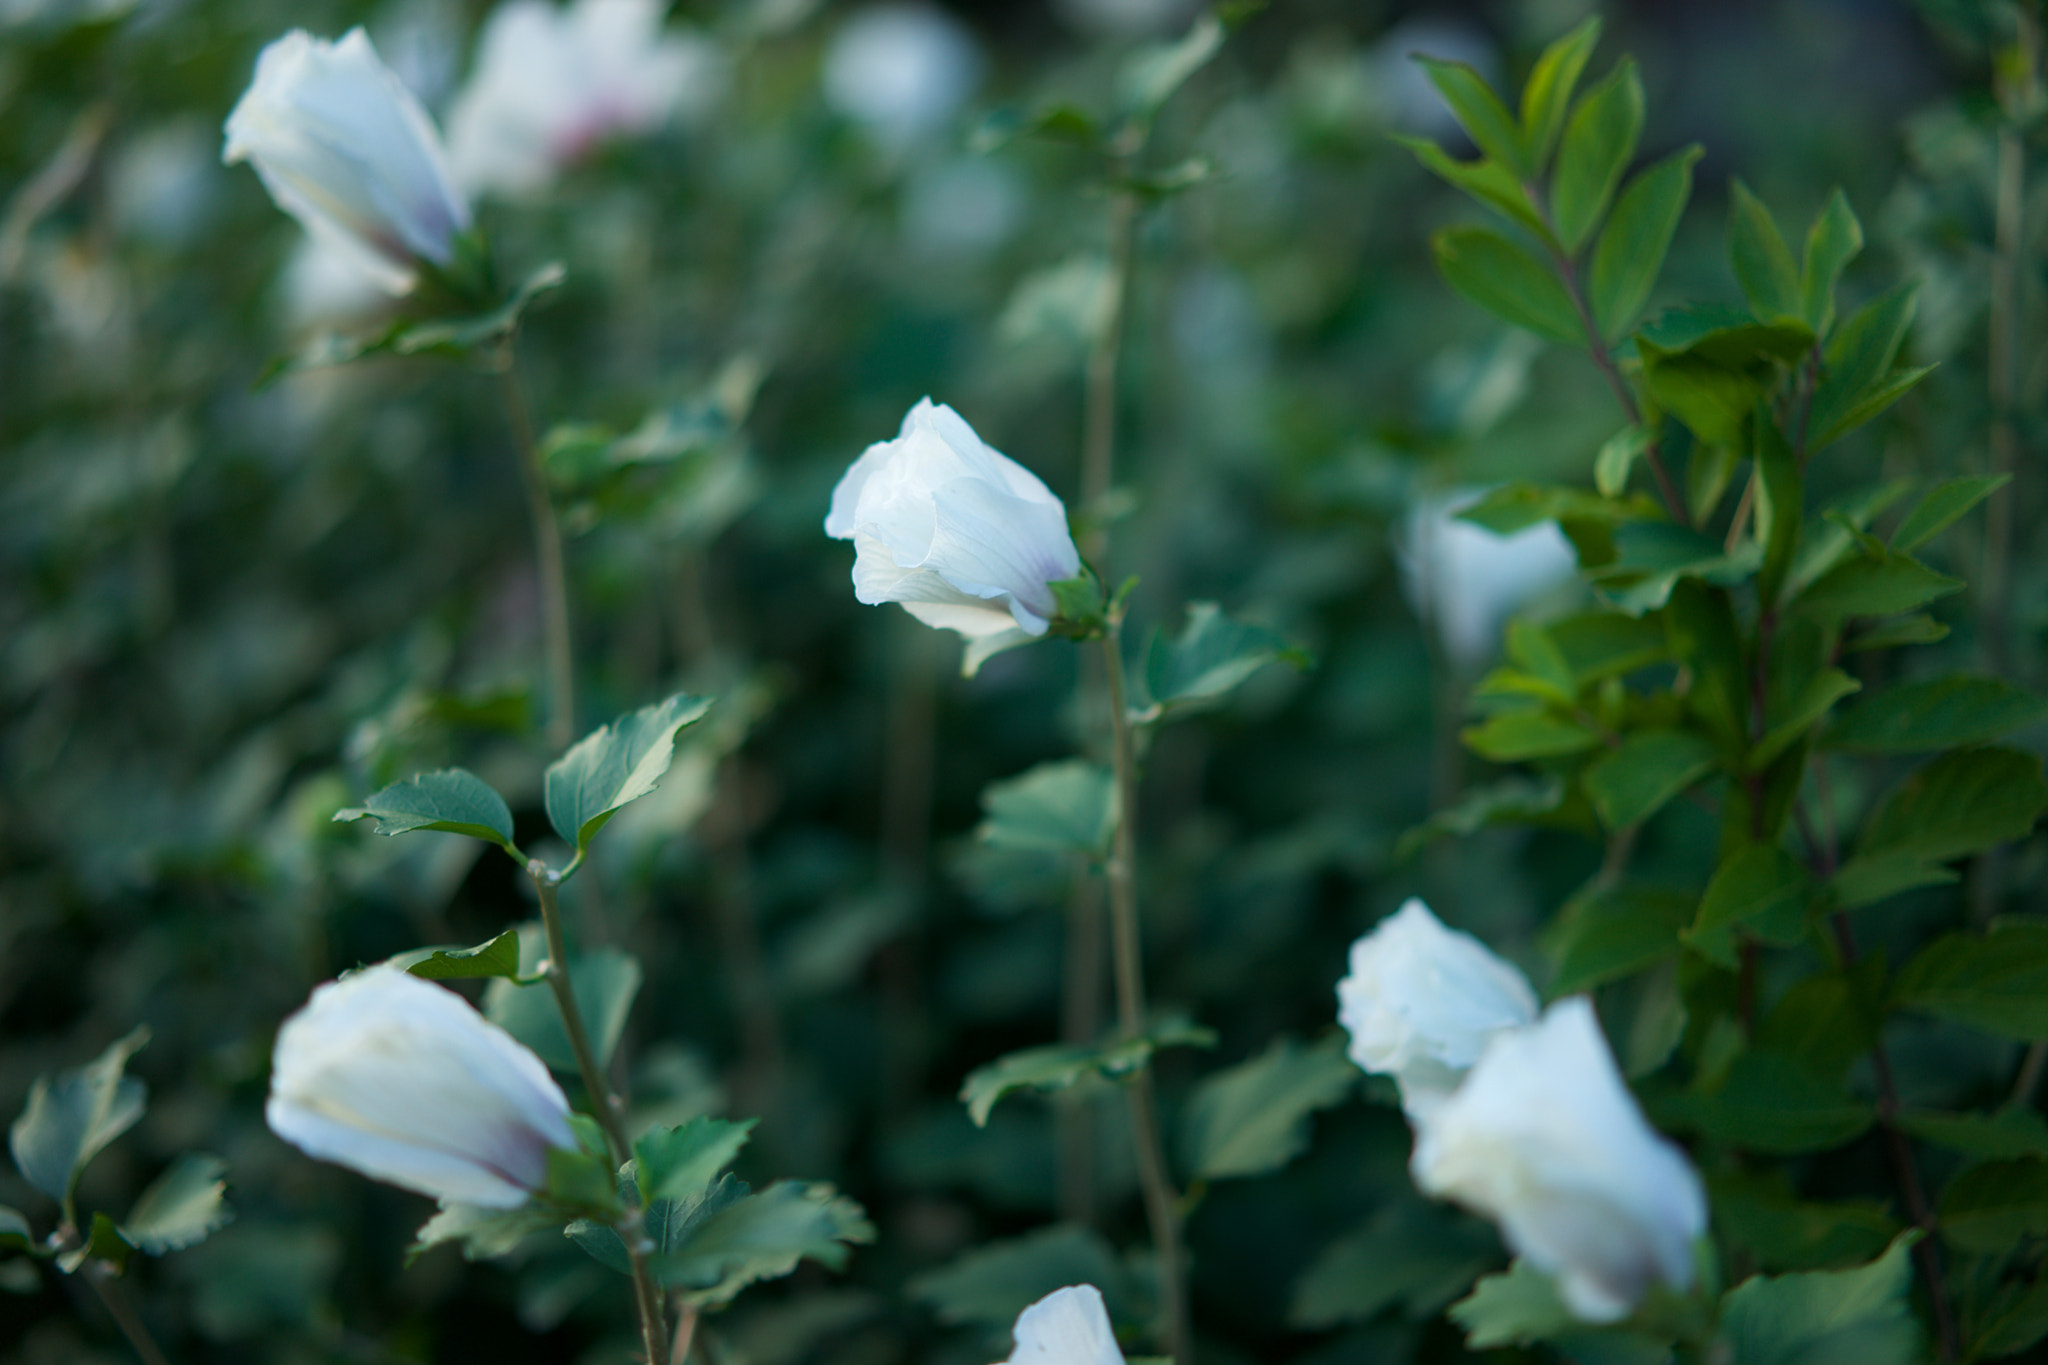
[[1002, 1285, 1125, 1365]]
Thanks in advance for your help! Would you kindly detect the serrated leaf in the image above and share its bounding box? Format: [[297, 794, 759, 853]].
[[1750, 668, 1860, 772], [1140, 601, 1306, 719], [909, 1225, 1134, 1329], [393, 929, 529, 982], [1450, 1259, 1575, 1348], [1664, 1050, 1875, 1154], [1710, 1171, 1898, 1273], [1806, 282, 1915, 448], [121, 1153, 230, 1254], [1551, 58, 1643, 251], [1894, 920, 2048, 1041], [1799, 189, 1863, 333], [976, 760, 1116, 857], [1591, 145, 1699, 340], [635, 1117, 756, 1205], [959, 1019, 1216, 1126], [1728, 180, 1801, 321], [1416, 55, 1528, 177], [1520, 16, 1602, 169], [1179, 1035, 1356, 1180], [1826, 675, 2047, 753], [484, 949, 642, 1075], [545, 693, 713, 856], [1290, 1197, 1500, 1329], [1583, 727, 1716, 829], [1795, 549, 1962, 620], [1891, 473, 2010, 553], [1685, 844, 1815, 969], [410, 1203, 566, 1263], [1852, 747, 2048, 873], [1544, 883, 1693, 994], [653, 1180, 874, 1304], [1432, 225, 1583, 344], [1940, 1158, 2048, 1255], [1899, 1108, 2048, 1160], [9, 1027, 148, 1207], [332, 768, 518, 856]]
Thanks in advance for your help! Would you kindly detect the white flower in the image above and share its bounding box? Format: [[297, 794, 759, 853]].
[[999, 1285, 1125, 1365], [1410, 996, 1707, 1323], [1401, 488, 1578, 672], [823, 5, 982, 148], [266, 966, 577, 1208], [1336, 898, 1539, 1118], [446, 0, 724, 200], [223, 27, 472, 294], [826, 398, 1082, 671]]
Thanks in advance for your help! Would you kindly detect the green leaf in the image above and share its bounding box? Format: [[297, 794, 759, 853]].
[[1637, 304, 1818, 364], [409, 1204, 567, 1263], [121, 1153, 230, 1254], [1456, 481, 1655, 534], [394, 929, 530, 982], [1750, 668, 1860, 773], [1431, 225, 1583, 344], [652, 1180, 874, 1305], [1894, 921, 2048, 1041], [1811, 366, 1933, 450], [1753, 412, 1802, 610], [959, 1019, 1216, 1127], [1756, 961, 1886, 1083], [1397, 137, 1555, 246], [1519, 16, 1603, 169], [1710, 1172, 1898, 1273], [634, 1117, 756, 1205], [1715, 1234, 1922, 1365], [1583, 728, 1716, 829], [1828, 854, 1958, 910], [1826, 675, 2047, 754], [1450, 1259, 1575, 1349], [1590, 145, 1700, 340], [1139, 601, 1307, 720], [9, 1027, 148, 1207], [1594, 426, 1652, 498], [484, 949, 642, 1075], [1685, 844, 1815, 969], [1544, 883, 1693, 994], [1664, 1050, 1876, 1154], [1891, 473, 2010, 554], [1550, 611, 1671, 681], [1850, 748, 2048, 878], [1844, 615, 1949, 653], [1462, 709, 1603, 762], [1795, 549, 1962, 620], [0, 1206, 32, 1256], [1728, 180, 1802, 321], [1939, 1158, 2048, 1255], [545, 693, 714, 856], [1969, 1273, 2048, 1359], [1395, 776, 1566, 860], [1415, 56, 1529, 178], [1799, 190, 1863, 334], [910, 1225, 1134, 1329], [332, 768, 519, 857], [1179, 1036, 1356, 1181], [976, 760, 1116, 857], [1551, 58, 1643, 251], [1117, 13, 1223, 125], [257, 261, 566, 383], [1900, 1108, 2048, 1160], [1291, 1197, 1500, 1329], [1806, 282, 1916, 448]]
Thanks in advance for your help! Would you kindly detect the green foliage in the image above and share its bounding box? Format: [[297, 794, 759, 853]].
[[976, 760, 1117, 857], [261, 261, 566, 382], [394, 929, 531, 982], [635, 1117, 758, 1205], [1431, 226, 1583, 344], [9, 1028, 149, 1210], [1826, 675, 2048, 753], [1591, 146, 1701, 340], [1893, 920, 2048, 1039], [1448, 1258, 1577, 1348], [544, 693, 713, 862], [1178, 1035, 1355, 1181], [1290, 1198, 1499, 1329], [1551, 59, 1643, 252], [1836, 750, 2048, 907], [960, 1019, 1216, 1126], [122, 1154, 232, 1254], [332, 768, 521, 858], [1137, 601, 1307, 722], [1714, 1235, 1923, 1365], [645, 1180, 875, 1305], [485, 949, 643, 1074], [910, 1225, 1139, 1330]]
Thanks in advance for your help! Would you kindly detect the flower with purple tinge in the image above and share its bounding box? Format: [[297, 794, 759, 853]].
[[445, 0, 724, 200], [1410, 996, 1707, 1323], [266, 966, 577, 1208], [1336, 898, 1540, 1119], [997, 1285, 1125, 1365], [827, 398, 1082, 673], [223, 28, 471, 294]]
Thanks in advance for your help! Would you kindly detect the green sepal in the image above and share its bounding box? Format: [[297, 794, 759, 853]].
[[544, 693, 714, 862], [1448, 1259, 1577, 1349], [960, 1018, 1217, 1126], [332, 769, 521, 860], [1047, 565, 1110, 639], [544, 1140, 621, 1218], [57, 1213, 133, 1275]]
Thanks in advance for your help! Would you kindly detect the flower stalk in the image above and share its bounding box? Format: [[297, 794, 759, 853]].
[[496, 348, 577, 752]]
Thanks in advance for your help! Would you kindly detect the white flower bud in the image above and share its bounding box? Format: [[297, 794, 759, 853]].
[[1336, 898, 1539, 1118], [223, 28, 472, 294], [1400, 488, 1578, 672], [446, 0, 726, 200], [1410, 997, 1707, 1323], [998, 1285, 1125, 1365], [266, 967, 578, 1208], [826, 398, 1082, 668]]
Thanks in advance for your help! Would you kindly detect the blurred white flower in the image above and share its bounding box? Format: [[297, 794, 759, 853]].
[[446, 0, 725, 200], [109, 120, 218, 249], [1401, 488, 1578, 672], [266, 966, 577, 1208], [826, 398, 1081, 670], [823, 5, 982, 148], [282, 237, 396, 330], [223, 27, 471, 294], [1336, 898, 1539, 1118], [1410, 996, 1707, 1323], [999, 1285, 1125, 1365]]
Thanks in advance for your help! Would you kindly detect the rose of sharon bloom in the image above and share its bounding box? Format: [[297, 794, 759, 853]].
[[826, 398, 1082, 671], [223, 28, 472, 294], [446, 0, 723, 200], [266, 966, 578, 1208], [1410, 996, 1707, 1323], [1336, 898, 1539, 1119], [999, 1285, 1125, 1365], [823, 5, 983, 148], [1400, 488, 1578, 672]]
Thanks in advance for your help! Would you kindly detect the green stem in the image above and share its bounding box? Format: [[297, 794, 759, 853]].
[[530, 866, 667, 1364], [1080, 180, 1139, 566], [1098, 627, 1190, 1365], [85, 1265, 171, 1365], [496, 349, 577, 753]]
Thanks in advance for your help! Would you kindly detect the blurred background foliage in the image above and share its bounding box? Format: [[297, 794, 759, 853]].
[[0, 0, 2040, 1360]]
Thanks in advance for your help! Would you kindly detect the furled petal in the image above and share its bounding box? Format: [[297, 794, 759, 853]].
[[1000, 1285, 1125, 1365]]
